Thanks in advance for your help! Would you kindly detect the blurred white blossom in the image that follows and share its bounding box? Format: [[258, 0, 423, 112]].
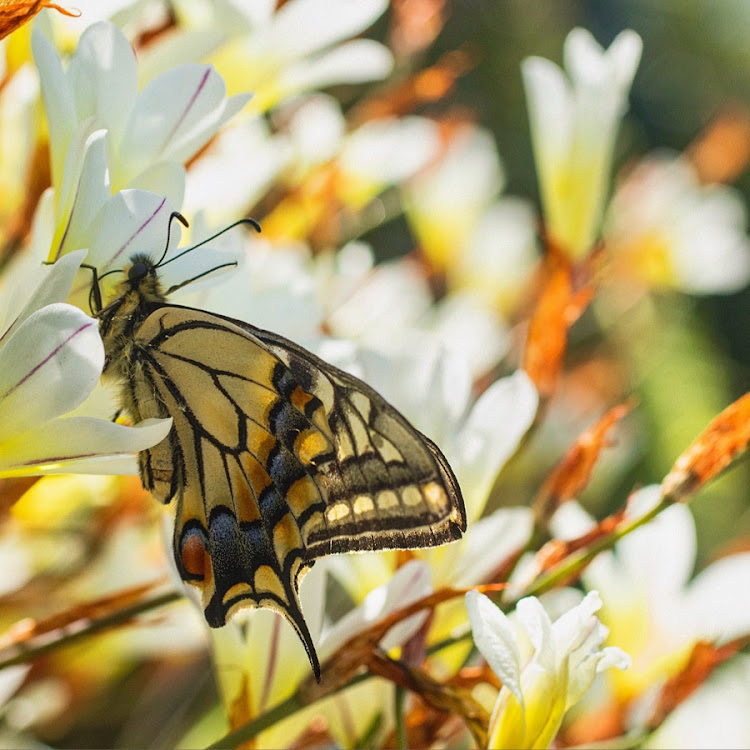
[[168, 0, 393, 110], [644, 655, 750, 749], [522, 28, 642, 259], [552, 488, 750, 706], [604, 152, 750, 293], [405, 126, 539, 313]]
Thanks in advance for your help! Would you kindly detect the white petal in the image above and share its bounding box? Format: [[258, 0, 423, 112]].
[[183, 117, 291, 223], [318, 560, 431, 662], [617, 503, 696, 603], [0, 250, 86, 343], [458, 198, 539, 306], [32, 29, 76, 190], [596, 645, 631, 672], [327, 260, 433, 341], [465, 590, 523, 706], [429, 291, 511, 378], [282, 40, 393, 95], [564, 28, 605, 81], [516, 596, 555, 671], [455, 370, 538, 522], [340, 116, 440, 187], [607, 30, 644, 90], [70, 22, 138, 146], [224, 0, 275, 27], [550, 500, 597, 540], [0, 305, 102, 440], [86, 190, 176, 274], [136, 28, 226, 84], [553, 590, 603, 647], [69, 455, 139, 475], [283, 93, 345, 167], [409, 127, 505, 216], [521, 56, 573, 166], [55, 129, 111, 258], [30, 188, 56, 266], [298, 556, 328, 643], [272, 0, 387, 60], [124, 161, 187, 210], [449, 507, 534, 587], [644, 655, 750, 749], [119, 65, 246, 184], [684, 553, 750, 643], [0, 416, 172, 475], [0, 665, 29, 708], [671, 185, 750, 293]]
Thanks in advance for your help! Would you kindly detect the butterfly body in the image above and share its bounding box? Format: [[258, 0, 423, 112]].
[[96, 250, 466, 679]]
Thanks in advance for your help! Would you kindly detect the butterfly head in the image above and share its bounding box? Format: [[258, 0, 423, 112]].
[[121, 253, 166, 301], [86, 212, 261, 315]]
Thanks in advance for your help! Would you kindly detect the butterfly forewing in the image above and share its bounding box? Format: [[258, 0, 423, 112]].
[[104, 289, 465, 680]]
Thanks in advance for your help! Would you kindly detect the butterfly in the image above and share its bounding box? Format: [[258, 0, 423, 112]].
[[86, 213, 466, 680]]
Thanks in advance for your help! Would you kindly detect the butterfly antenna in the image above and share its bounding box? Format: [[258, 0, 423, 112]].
[[78, 262, 103, 314], [158, 217, 261, 268], [156, 211, 190, 268], [165, 261, 239, 295]]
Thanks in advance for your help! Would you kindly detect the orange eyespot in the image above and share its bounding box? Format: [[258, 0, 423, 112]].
[[180, 531, 209, 580]]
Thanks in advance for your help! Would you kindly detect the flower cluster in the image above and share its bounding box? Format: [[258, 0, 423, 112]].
[[0, 3, 748, 749]]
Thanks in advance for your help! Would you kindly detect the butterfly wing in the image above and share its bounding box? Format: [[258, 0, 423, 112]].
[[124, 304, 465, 678], [252, 326, 466, 555]]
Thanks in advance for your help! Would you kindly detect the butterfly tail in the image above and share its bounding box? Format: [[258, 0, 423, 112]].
[[280, 594, 321, 683]]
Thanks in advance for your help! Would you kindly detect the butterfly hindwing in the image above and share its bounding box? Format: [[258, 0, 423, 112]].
[[117, 303, 465, 678], [255, 329, 466, 555]]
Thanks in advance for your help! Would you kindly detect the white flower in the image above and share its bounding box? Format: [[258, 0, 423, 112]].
[[405, 126, 505, 271], [644, 655, 750, 749], [604, 152, 750, 294], [522, 28, 642, 259], [183, 116, 291, 225], [32, 20, 248, 254], [336, 115, 440, 209], [404, 126, 539, 310], [552, 488, 750, 704], [451, 198, 540, 315], [168, 0, 393, 110], [466, 589, 630, 749], [320, 243, 511, 379], [28, 133, 238, 310], [0, 250, 172, 477]]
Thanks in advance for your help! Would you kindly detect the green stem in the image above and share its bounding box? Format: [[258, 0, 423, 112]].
[[523, 495, 671, 600], [206, 691, 306, 750], [206, 671, 372, 750], [394, 684, 408, 750], [0, 590, 182, 670]]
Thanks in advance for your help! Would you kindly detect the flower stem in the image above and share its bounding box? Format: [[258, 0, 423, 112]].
[[0, 589, 182, 671], [395, 684, 408, 750]]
